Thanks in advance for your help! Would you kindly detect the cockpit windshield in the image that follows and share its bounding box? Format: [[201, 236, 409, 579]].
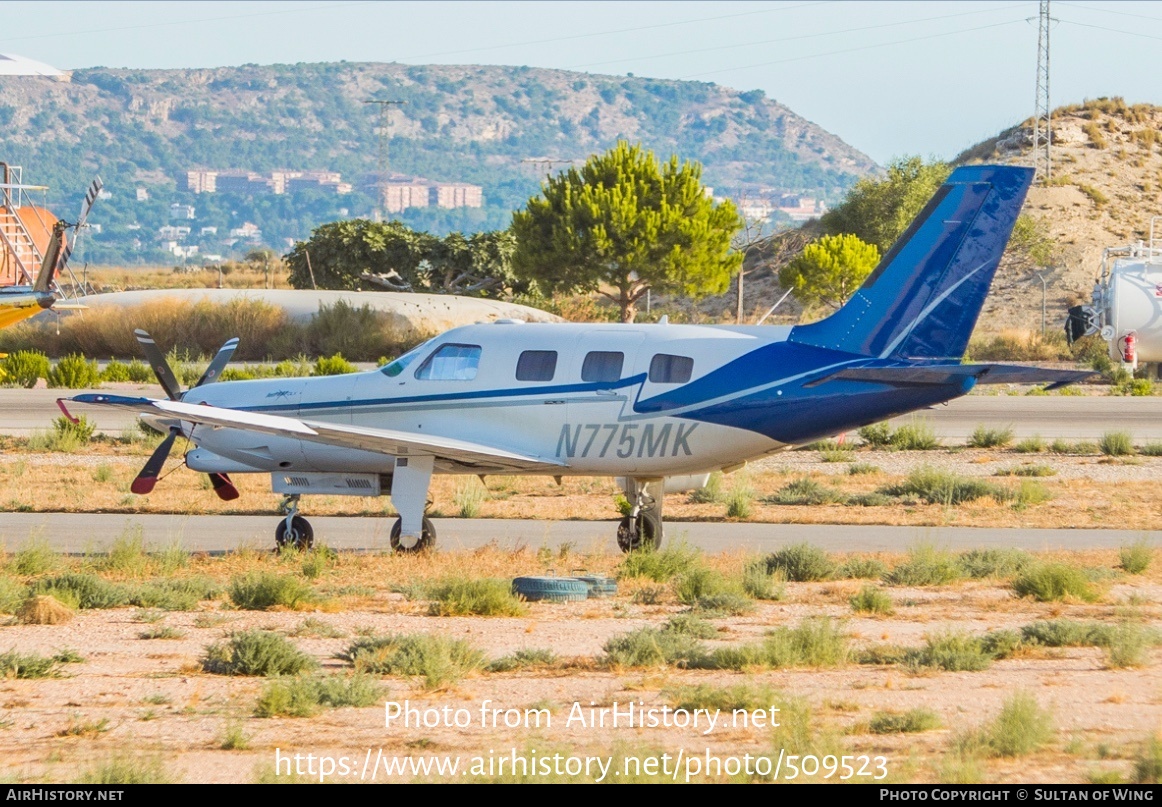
[[380, 339, 433, 378]]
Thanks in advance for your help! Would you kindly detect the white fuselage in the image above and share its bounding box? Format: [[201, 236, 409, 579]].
[[181, 321, 794, 478]]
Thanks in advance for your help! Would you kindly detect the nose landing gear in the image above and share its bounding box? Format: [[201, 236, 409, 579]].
[[616, 478, 664, 553]]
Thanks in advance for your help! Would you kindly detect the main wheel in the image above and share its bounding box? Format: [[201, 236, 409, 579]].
[[275, 515, 314, 550], [390, 517, 436, 553], [616, 512, 662, 553]]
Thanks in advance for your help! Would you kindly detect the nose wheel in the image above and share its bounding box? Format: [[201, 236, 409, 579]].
[[390, 517, 436, 553], [616, 478, 664, 553], [617, 512, 662, 553]]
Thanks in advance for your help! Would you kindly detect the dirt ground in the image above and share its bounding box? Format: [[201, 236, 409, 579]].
[[0, 544, 1159, 785]]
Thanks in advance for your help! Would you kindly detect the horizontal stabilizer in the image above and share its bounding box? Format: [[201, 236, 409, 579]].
[[808, 364, 1096, 391]]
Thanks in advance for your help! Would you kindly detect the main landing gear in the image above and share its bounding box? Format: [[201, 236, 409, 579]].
[[390, 516, 436, 553], [275, 494, 314, 550], [617, 478, 664, 553]]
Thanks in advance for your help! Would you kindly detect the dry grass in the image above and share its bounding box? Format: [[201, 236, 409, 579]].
[[16, 594, 74, 625], [4, 451, 1162, 531]]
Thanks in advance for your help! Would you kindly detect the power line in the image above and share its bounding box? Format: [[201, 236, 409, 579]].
[[677, 18, 1029, 80], [1056, 2, 1162, 25], [568, 3, 1028, 71], [1056, 18, 1162, 43]]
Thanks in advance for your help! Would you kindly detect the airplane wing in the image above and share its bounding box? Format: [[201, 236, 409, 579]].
[[64, 394, 566, 472], [807, 364, 1096, 391]]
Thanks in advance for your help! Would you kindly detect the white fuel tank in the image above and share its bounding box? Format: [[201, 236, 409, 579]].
[[1102, 258, 1162, 366]]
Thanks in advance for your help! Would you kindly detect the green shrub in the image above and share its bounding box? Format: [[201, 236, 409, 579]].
[[486, 648, 558, 672], [858, 422, 893, 448], [453, 480, 486, 518], [602, 626, 708, 669], [311, 353, 358, 376], [100, 361, 131, 383], [1120, 540, 1153, 574], [427, 578, 526, 616], [664, 682, 781, 712], [767, 477, 845, 506], [0, 576, 26, 614], [837, 557, 889, 579], [1012, 563, 1100, 602], [1022, 620, 1117, 647], [1106, 623, 1153, 668], [967, 425, 1014, 448], [869, 708, 941, 734], [692, 592, 755, 616], [125, 359, 154, 382], [884, 543, 961, 586], [957, 548, 1032, 579], [341, 633, 485, 689], [1100, 430, 1135, 456], [10, 537, 57, 575], [850, 585, 893, 615], [847, 462, 880, 475], [661, 614, 718, 639], [202, 630, 316, 676], [891, 420, 940, 450], [994, 464, 1055, 477], [976, 692, 1054, 757], [741, 561, 785, 600], [228, 572, 315, 610], [763, 543, 836, 582], [78, 756, 172, 785], [881, 467, 1002, 505], [687, 472, 725, 504], [32, 573, 128, 609], [1, 350, 49, 388], [47, 354, 100, 389], [979, 630, 1023, 659], [256, 673, 382, 717], [0, 649, 66, 678], [138, 626, 185, 640], [905, 631, 993, 672], [1013, 435, 1047, 453], [1139, 442, 1162, 456], [845, 492, 894, 507], [618, 543, 701, 582], [1013, 479, 1052, 507], [724, 484, 755, 519], [1132, 736, 1162, 783]]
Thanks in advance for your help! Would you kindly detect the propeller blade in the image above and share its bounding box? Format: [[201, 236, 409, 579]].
[[208, 472, 240, 501], [194, 337, 240, 388], [58, 176, 103, 271], [135, 329, 183, 401], [130, 427, 179, 494]]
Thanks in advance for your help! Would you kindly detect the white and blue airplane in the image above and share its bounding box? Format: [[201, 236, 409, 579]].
[[62, 165, 1088, 553]]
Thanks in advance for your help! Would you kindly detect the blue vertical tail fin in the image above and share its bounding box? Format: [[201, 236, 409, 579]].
[[788, 165, 1033, 360]]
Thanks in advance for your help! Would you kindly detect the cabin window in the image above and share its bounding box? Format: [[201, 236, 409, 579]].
[[414, 344, 482, 381], [380, 340, 431, 377], [581, 351, 624, 383], [649, 353, 694, 384], [516, 350, 557, 382]]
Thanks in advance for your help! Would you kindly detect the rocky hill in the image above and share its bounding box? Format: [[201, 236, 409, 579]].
[[0, 61, 875, 263], [704, 98, 1162, 338]]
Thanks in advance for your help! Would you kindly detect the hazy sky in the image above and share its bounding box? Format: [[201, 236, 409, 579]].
[[2, 1, 1159, 164]]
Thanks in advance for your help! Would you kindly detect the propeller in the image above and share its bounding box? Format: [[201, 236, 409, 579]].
[[130, 329, 241, 501], [33, 176, 103, 300]]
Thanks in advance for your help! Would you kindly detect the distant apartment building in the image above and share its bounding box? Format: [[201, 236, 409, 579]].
[[158, 225, 191, 239], [170, 203, 196, 220], [365, 173, 484, 213], [185, 169, 351, 196], [136, 188, 150, 201]]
